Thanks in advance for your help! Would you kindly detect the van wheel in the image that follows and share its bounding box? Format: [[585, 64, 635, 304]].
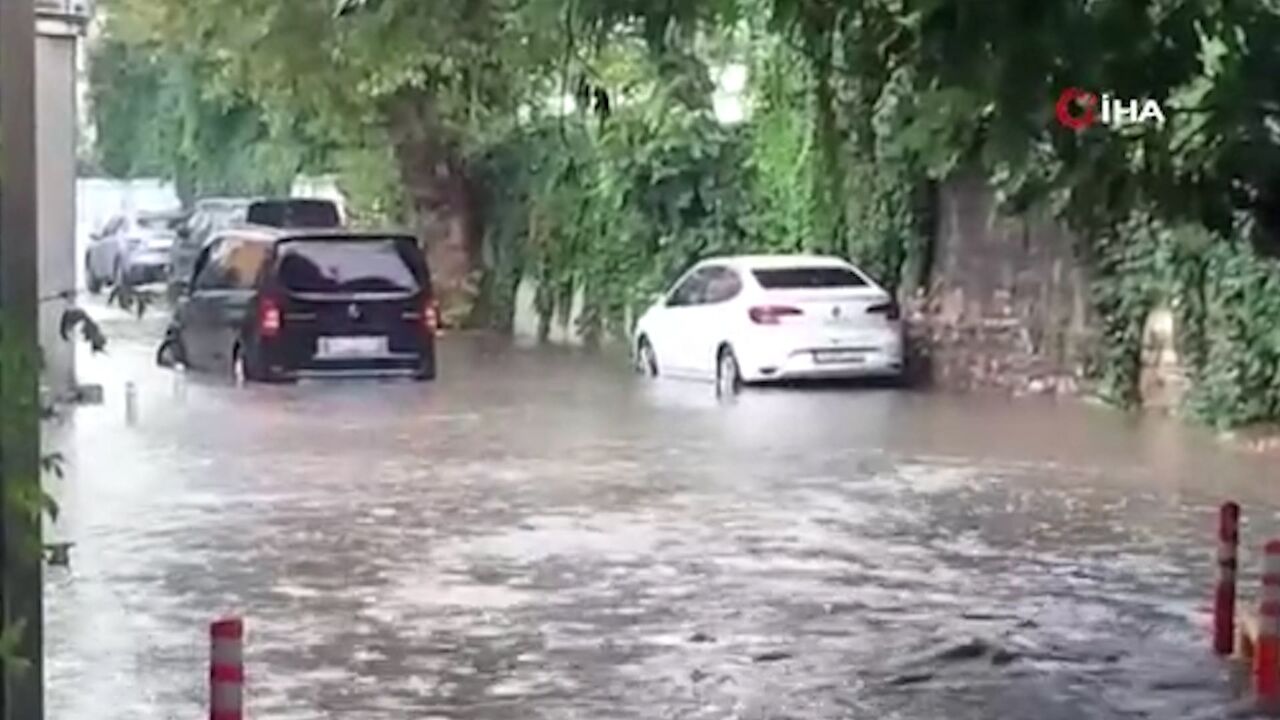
[[635, 337, 659, 378], [716, 346, 742, 397], [156, 336, 187, 369], [232, 342, 269, 384]]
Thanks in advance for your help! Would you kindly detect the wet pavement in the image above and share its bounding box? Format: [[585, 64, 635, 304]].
[[42, 303, 1280, 719]]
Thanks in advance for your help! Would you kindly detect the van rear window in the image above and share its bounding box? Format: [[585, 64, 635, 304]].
[[277, 239, 424, 294], [248, 200, 340, 228], [752, 267, 867, 289]]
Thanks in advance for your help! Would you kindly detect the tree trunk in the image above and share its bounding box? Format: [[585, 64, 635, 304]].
[[382, 89, 481, 326]]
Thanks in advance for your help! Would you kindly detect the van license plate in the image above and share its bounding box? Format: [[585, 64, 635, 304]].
[[318, 336, 387, 359], [813, 350, 864, 364]]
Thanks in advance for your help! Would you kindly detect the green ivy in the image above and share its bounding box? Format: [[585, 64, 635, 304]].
[[1182, 236, 1280, 428], [471, 96, 756, 341], [1086, 210, 1280, 429]]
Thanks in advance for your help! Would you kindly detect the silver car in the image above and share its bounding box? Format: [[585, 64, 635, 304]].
[[85, 209, 187, 294]]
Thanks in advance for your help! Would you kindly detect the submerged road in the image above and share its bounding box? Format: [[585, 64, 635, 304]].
[[43, 306, 1280, 719]]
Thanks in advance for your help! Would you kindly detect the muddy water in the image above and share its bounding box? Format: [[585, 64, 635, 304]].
[[43, 314, 1280, 719]]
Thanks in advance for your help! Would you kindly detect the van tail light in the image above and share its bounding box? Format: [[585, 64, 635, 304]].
[[423, 298, 440, 336], [257, 294, 282, 338], [748, 305, 803, 325], [867, 301, 901, 321]]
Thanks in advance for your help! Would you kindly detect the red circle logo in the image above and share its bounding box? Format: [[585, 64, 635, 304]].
[[1056, 88, 1097, 131]]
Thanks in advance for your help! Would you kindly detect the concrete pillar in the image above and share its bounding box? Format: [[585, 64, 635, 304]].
[[35, 10, 87, 398]]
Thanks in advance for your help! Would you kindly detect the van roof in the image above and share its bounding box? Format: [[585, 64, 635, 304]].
[[218, 227, 417, 243]]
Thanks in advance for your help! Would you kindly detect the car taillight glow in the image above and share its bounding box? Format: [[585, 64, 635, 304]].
[[867, 301, 901, 321], [748, 305, 803, 325], [258, 295, 282, 338], [423, 298, 440, 335]]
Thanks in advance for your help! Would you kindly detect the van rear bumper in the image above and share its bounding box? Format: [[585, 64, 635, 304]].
[[265, 349, 436, 380]]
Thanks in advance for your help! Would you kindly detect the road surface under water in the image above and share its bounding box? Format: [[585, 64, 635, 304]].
[[42, 307, 1280, 719]]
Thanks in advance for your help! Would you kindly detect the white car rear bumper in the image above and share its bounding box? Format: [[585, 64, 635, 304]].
[[734, 327, 905, 382]]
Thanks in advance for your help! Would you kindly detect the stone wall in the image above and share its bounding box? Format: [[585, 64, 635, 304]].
[[1138, 304, 1188, 411], [908, 172, 1093, 394], [512, 276, 589, 347]]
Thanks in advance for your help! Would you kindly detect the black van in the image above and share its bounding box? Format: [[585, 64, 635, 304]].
[[159, 227, 437, 382]]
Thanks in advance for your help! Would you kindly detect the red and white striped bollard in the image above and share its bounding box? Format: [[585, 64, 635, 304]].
[[1256, 541, 1280, 712], [1216, 501, 1240, 655], [210, 617, 244, 720]]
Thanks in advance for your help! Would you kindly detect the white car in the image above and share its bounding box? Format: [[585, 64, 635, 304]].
[[633, 255, 905, 391]]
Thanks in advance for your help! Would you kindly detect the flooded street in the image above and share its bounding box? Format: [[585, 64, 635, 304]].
[[43, 309, 1280, 719]]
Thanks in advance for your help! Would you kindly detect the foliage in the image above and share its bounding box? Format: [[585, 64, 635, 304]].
[[333, 140, 408, 229], [1085, 210, 1280, 428], [745, 35, 819, 254], [1086, 213, 1179, 407], [473, 99, 755, 341], [87, 34, 316, 201], [1179, 227, 1280, 428], [0, 302, 103, 667]]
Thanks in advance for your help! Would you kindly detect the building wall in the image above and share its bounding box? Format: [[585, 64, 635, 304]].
[[37, 27, 80, 396]]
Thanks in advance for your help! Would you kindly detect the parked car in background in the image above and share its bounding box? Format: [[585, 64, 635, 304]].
[[85, 208, 188, 294], [633, 254, 905, 393], [157, 227, 438, 383], [169, 197, 344, 300], [169, 197, 254, 299]]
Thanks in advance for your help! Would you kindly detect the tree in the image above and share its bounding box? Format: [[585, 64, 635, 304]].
[[101, 0, 567, 315], [87, 31, 324, 205], [763, 0, 1280, 242]]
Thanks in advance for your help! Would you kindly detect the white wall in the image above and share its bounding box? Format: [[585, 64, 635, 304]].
[[38, 28, 83, 395]]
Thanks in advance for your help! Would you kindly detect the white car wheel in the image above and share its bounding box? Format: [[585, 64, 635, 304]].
[[636, 338, 659, 378], [716, 347, 742, 396]]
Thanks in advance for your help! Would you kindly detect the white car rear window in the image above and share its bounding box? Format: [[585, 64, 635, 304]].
[[752, 267, 867, 289]]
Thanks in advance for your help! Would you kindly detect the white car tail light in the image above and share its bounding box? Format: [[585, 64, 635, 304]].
[[748, 305, 803, 325]]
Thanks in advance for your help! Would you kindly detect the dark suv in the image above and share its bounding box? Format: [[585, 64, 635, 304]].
[[159, 227, 437, 382]]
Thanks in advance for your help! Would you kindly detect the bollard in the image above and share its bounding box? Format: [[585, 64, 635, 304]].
[[1257, 541, 1280, 712], [210, 618, 244, 720], [172, 371, 187, 403], [1217, 502, 1241, 655], [44, 542, 73, 568], [124, 381, 138, 426]]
